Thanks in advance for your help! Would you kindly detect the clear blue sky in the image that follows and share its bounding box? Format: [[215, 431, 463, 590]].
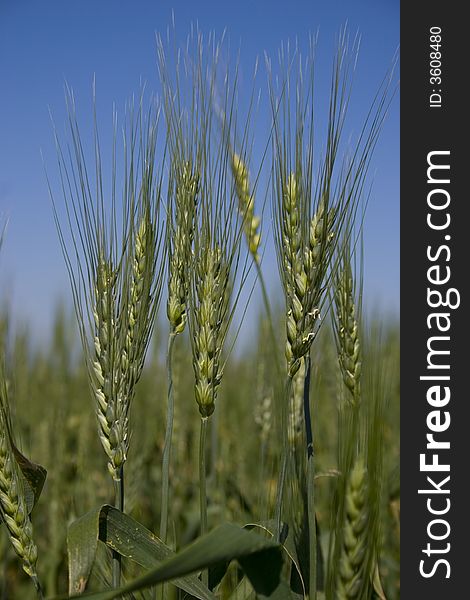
[[0, 0, 399, 345]]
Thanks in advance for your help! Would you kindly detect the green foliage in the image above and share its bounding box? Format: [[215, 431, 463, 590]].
[[67, 520, 283, 600], [67, 505, 216, 599]]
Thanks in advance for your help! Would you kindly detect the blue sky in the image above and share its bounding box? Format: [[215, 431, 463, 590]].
[[0, 0, 399, 345]]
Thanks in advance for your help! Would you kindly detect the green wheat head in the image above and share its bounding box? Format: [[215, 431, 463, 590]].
[[52, 93, 165, 481], [0, 367, 40, 587], [270, 31, 392, 380], [167, 161, 199, 334], [333, 241, 362, 407], [159, 31, 249, 419]]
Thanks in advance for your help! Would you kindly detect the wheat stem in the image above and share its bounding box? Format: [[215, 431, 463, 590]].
[[160, 331, 177, 544], [161, 160, 198, 549], [274, 376, 294, 541], [307, 457, 317, 600], [303, 355, 317, 600], [32, 575, 44, 600], [199, 416, 209, 586], [112, 468, 124, 590]]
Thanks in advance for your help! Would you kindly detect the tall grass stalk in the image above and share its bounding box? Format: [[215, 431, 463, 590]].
[[327, 229, 389, 599], [268, 30, 394, 598], [158, 44, 200, 541], [160, 330, 176, 545], [302, 355, 318, 599], [158, 34, 250, 565], [50, 89, 165, 590], [160, 160, 199, 545]]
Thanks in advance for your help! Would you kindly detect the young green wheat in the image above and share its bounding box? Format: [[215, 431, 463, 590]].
[[0, 373, 43, 598]]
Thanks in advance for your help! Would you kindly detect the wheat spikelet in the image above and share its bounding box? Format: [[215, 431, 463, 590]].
[[255, 365, 272, 446], [282, 172, 305, 376], [120, 208, 157, 401], [91, 207, 159, 482], [282, 173, 335, 377], [255, 395, 272, 444], [306, 196, 336, 291], [92, 254, 121, 480], [253, 318, 274, 448], [254, 356, 272, 445], [0, 384, 39, 586], [0, 436, 39, 580], [334, 255, 361, 406], [231, 153, 261, 263], [167, 161, 199, 334], [192, 245, 230, 418], [335, 456, 369, 599], [125, 213, 153, 371]]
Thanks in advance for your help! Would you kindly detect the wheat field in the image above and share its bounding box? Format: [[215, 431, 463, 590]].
[[0, 30, 399, 600]]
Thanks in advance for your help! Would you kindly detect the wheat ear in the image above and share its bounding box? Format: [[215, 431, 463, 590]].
[[160, 160, 199, 544], [192, 245, 230, 419], [92, 254, 121, 481], [167, 161, 199, 334], [231, 153, 261, 263], [335, 456, 369, 599], [0, 381, 43, 598], [51, 95, 164, 590], [334, 254, 361, 407], [269, 37, 368, 600], [283, 173, 336, 378]]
